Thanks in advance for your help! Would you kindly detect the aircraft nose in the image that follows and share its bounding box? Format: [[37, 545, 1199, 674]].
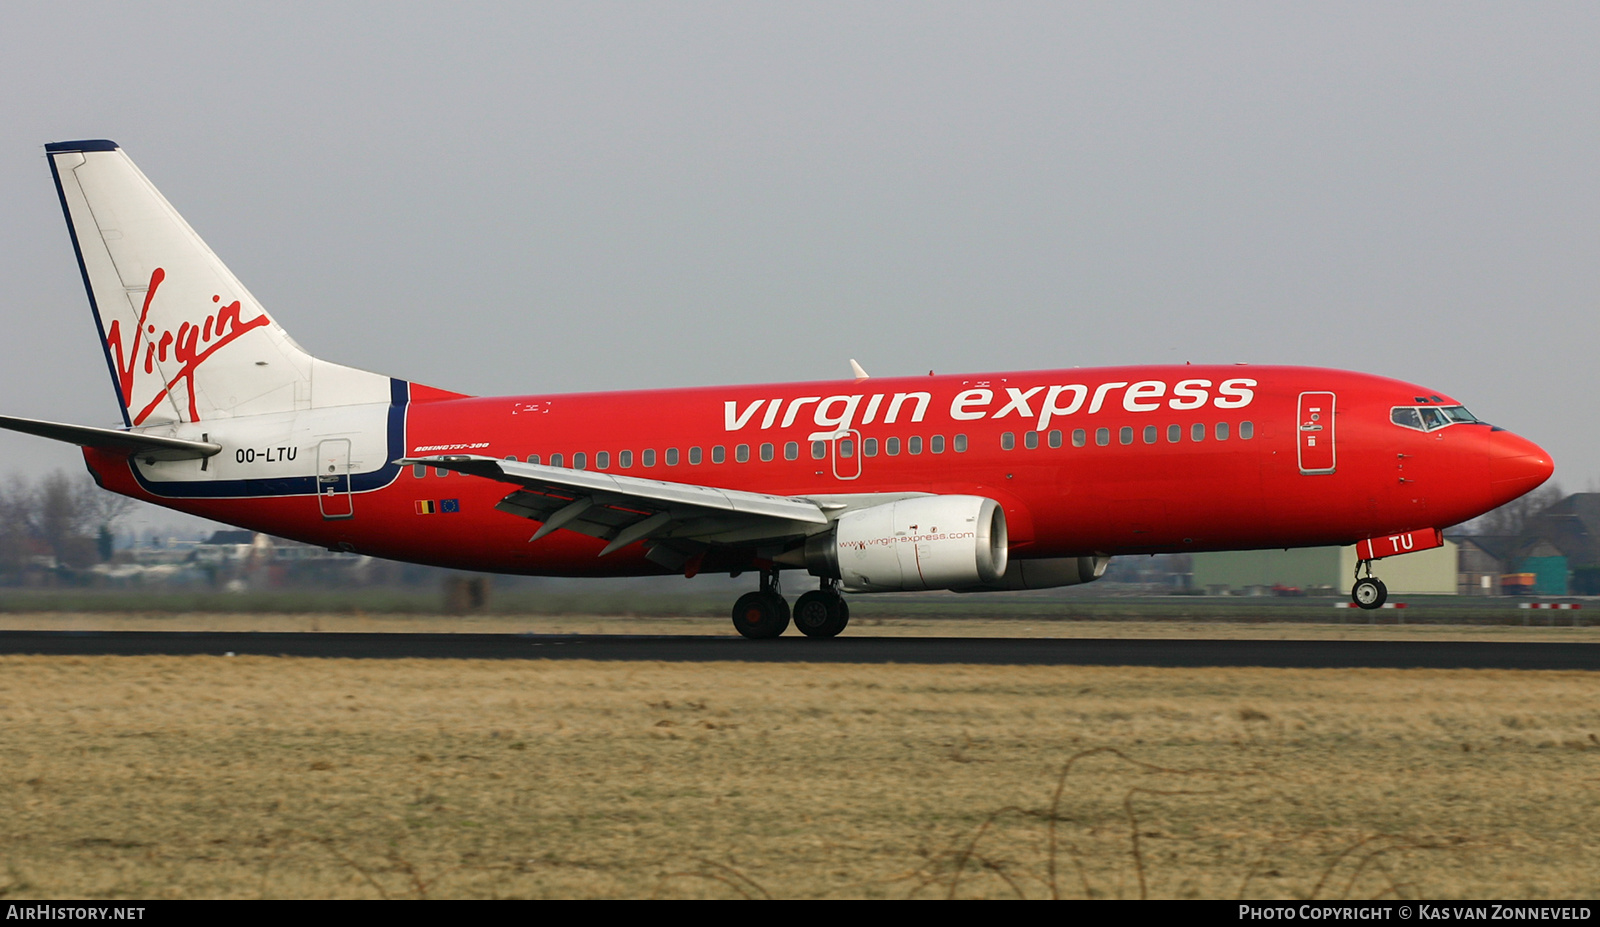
[[1488, 429, 1554, 507]]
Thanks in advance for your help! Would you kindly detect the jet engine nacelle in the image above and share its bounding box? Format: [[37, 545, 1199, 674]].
[[801, 495, 1008, 593], [951, 555, 1110, 593]]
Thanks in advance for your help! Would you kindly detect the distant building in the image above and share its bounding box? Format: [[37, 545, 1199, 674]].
[[1516, 493, 1600, 595], [1448, 493, 1600, 596], [1191, 541, 1459, 596], [1451, 535, 1519, 596]]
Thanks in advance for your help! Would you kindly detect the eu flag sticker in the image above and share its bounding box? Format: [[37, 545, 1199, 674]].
[[441, 499, 460, 514]]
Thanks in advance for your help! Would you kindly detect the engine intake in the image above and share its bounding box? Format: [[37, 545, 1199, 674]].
[[801, 495, 1008, 593]]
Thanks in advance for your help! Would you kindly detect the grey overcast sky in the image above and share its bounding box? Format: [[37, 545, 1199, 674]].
[[3, 2, 1599, 512]]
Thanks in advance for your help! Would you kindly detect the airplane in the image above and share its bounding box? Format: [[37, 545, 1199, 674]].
[[3, 139, 1554, 638]]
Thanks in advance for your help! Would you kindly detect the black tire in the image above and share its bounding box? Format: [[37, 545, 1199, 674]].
[[793, 590, 848, 639], [1352, 578, 1388, 610], [732, 591, 790, 639]]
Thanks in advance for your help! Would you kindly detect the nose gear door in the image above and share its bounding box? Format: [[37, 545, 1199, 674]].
[[1297, 392, 1336, 474]]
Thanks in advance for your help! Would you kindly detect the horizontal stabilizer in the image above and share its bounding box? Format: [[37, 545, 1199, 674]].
[[0, 414, 222, 461]]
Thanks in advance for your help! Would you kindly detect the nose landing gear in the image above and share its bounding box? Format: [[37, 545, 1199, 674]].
[[1351, 559, 1388, 609]]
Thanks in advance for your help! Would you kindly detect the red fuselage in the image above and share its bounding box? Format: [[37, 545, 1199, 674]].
[[82, 364, 1553, 578]]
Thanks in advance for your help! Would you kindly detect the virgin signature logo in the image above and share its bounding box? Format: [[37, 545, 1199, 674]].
[[104, 268, 272, 425]]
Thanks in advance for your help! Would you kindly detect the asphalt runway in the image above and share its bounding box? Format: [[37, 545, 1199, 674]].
[[0, 630, 1597, 669]]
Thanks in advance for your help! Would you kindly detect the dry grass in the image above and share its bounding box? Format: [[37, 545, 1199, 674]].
[[0, 654, 1597, 898]]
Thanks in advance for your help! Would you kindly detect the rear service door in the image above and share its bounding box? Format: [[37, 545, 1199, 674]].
[[1297, 392, 1336, 474], [317, 438, 355, 519]]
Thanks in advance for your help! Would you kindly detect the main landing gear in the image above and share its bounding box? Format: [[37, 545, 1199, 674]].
[[731, 570, 790, 639], [1351, 559, 1388, 610], [730, 571, 850, 640], [792, 580, 850, 639]]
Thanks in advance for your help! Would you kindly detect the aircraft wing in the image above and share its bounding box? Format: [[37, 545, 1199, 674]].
[[404, 454, 930, 563], [0, 414, 221, 461], [404, 454, 843, 557]]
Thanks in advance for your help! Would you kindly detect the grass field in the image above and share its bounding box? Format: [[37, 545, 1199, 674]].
[[0, 620, 1597, 899]]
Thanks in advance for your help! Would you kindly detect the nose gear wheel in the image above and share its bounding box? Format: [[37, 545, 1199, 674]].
[[1351, 559, 1388, 609]]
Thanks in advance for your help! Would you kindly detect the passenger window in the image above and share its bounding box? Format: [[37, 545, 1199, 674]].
[[784, 442, 799, 461], [1024, 431, 1039, 449], [811, 441, 826, 460], [1144, 425, 1157, 444], [1073, 429, 1086, 448], [689, 447, 702, 465], [1215, 422, 1229, 441], [1119, 426, 1133, 445], [954, 434, 968, 452], [863, 438, 878, 457], [1096, 428, 1110, 446], [886, 437, 901, 456], [1240, 421, 1254, 440], [931, 435, 945, 454], [736, 444, 749, 463], [909, 436, 923, 455], [665, 448, 679, 466], [1191, 423, 1204, 442], [1001, 432, 1015, 450], [412, 463, 426, 479], [620, 450, 633, 468], [595, 451, 609, 469], [1048, 429, 1062, 448], [504, 455, 516, 462], [840, 439, 854, 459], [760, 443, 774, 461], [528, 454, 541, 465], [550, 453, 564, 468], [643, 449, 656, 467], [1167, 424, 1180, 443], [573, 452, 587, 470], [711, 445, 725, 464]]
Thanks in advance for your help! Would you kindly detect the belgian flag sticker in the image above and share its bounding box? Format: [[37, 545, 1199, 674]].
[[415, 499, 461, 515]]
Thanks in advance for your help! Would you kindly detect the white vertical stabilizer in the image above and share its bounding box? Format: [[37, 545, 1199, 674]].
[[46, 140, 391, 427]]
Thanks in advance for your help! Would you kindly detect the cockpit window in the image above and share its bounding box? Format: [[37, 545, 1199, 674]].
[[1391, 407, 1423, 430], [1391, 405, 1480, 432]]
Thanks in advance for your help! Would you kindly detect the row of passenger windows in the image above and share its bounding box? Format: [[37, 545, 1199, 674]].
[[413, 435, 971, 477], [1001, 421, 1255, 449], [412, 421, 1253, 477]]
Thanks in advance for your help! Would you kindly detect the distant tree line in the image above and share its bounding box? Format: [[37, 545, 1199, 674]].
[[0, 470, 132, 581], [1461, 482, 1564, 538]]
